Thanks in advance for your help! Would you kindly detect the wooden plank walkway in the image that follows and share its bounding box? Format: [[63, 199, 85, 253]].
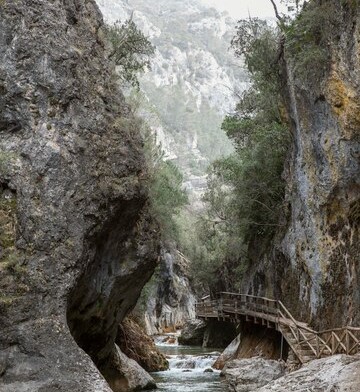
[[195, 292, 360, 364]]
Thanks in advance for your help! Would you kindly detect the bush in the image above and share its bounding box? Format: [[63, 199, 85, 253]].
[[106, 18, 155, 87], [148, 159, 188, 239], [284, 1, 340, 83]]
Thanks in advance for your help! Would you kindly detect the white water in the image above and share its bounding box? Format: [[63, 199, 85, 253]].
[[152, 335, 227, 392]]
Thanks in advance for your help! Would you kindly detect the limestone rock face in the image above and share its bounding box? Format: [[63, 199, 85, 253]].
[[0, 0, 159, 391], [117, 317, 169, 372], [279, 4, 360, 328], [258, 355, 360, 392], [243, 3, 360, 330], [96, 0, 242, 210], [178, 319, 207, 346], [144, 249, 196, 335], [221, 357, 285, 392], [105, 346, 156, 392]]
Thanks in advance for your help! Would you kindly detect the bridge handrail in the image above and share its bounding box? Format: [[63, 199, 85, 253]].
[[196, 292, 360, 360], [219, 292, 278, 304], [196, 292, 359, 336], [317, 326, 360, 334]]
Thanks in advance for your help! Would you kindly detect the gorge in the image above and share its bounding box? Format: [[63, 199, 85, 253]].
[[0, 0, 359, 392]]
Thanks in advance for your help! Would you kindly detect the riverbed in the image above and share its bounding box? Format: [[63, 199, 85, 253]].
[[152, 336, 227, 392]]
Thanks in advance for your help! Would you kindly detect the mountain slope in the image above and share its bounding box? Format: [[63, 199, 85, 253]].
[[97, 0, 248, 204]]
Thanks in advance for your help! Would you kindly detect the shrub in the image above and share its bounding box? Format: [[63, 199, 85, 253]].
[[106, 18, 155, 87], [284, 1, 340, 83]]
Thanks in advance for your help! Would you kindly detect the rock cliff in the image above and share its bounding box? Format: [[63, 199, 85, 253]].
[[243, 2, 360, 330], [0, 0, 159, 391], [144, 249, 196, 335]]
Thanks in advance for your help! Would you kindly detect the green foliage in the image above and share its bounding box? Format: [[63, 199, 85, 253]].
[[149, 159, 188, 239], [0, 197, 16, 250], [231, 19, 280, 91], [125, 92, 188, 241], [284, 1, 339, 83], [106, 18, 155, 87], [189, 18, 290, 292]]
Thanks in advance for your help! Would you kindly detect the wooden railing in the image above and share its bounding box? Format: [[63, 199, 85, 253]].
[[195, 292, 360, 362], [317, 327, 360, 355]]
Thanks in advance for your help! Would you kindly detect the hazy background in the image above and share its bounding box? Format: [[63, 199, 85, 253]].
[[200, 0, 286, 19]]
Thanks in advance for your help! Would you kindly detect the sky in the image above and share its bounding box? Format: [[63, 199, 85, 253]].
[[200, 0, 287, 19]]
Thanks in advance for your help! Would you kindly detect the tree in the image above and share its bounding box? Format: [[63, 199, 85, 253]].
[[106, 18, 155, 87], [149, 159, 188, 240], [189, 18, 290, 292]]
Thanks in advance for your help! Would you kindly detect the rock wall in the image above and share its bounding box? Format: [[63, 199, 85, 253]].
[[0, 1, 159, 391], [243, 2, 360, 330], [144, 248, 196, 335], [117, 317, 168, 372]]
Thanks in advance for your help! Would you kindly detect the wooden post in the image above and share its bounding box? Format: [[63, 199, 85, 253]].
[[316, 334, 319, 358], [346, 328, 349, 355]]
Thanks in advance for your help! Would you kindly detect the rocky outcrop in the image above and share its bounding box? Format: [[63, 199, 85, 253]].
[[117, 317, 168, 372], [222, 355, 360, 392], [105, 347, 156, 392], [178, 320, 207, 346], [144, 249, 196, 335], [258, 354, 360, 392], [213, 322, 286, 370], [233, 324, 285, 361], [221, 357, 285, 392], [178, 319, 237, 348], [0, 1, 159, 391], [242, 1, 360, 330]]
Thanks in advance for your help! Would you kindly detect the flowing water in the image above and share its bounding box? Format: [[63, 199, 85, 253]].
[[152, 335, 227, 392]]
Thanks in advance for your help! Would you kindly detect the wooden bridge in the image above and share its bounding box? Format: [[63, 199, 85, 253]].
[[195, 292, 360, 364]]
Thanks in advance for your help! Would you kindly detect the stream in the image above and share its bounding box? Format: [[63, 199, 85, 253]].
[[152, 335, 227, 392]]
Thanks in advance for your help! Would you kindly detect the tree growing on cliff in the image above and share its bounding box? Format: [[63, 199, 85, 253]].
[[189, 18, 290, 292], [106, 17, 155, 87]]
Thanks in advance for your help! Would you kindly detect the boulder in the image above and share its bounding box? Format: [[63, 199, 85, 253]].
[[221, 357, 285, 392], [117, 317, 169, 372], [178, 320, 206, 345], [203, 320, 238, 348], [104, 345, 156, 392], [258, 354, 360, 392]]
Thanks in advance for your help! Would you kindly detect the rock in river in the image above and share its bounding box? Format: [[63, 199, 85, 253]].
[[221, 357, 285, 392]]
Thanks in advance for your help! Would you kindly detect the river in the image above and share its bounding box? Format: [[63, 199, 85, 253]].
[[152, 335, 227, 392]]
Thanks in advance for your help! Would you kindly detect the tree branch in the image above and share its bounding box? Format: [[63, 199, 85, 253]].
[[269, 0, 283, 22]]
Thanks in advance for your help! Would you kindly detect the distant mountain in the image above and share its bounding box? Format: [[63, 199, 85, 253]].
[[96, 0, 249, 205]]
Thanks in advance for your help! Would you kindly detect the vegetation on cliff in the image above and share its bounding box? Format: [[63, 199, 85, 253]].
[[185, 0, 360, 308], [107, 18, 155, 87], [184, 17, 290, 292], [106, 19, 188, 242]]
